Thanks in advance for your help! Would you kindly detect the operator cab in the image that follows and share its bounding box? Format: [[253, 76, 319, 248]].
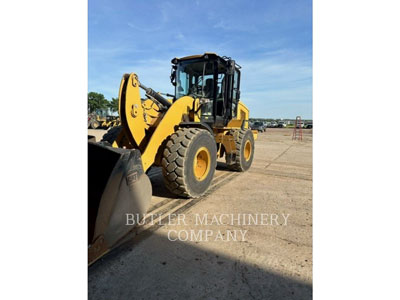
[[170, 53, 241, 127]]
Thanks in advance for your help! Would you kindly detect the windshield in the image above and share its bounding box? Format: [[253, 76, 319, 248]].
[[175, 60, 215, 99], [175, 59, 230, 120], [95, 109, 107, 117]]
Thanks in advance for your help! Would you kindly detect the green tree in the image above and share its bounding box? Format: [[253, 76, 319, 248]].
[[108, 97, 119, 112], [88, 92, 109, 112]]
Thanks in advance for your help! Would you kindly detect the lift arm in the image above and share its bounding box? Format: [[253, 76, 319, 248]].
[[118, 73, 197, 172]]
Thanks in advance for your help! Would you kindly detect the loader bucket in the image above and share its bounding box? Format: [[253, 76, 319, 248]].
[[88, 141, 151, 265]]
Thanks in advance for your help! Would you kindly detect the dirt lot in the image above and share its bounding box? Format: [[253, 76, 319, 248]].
[[88, 128, 312, 299]]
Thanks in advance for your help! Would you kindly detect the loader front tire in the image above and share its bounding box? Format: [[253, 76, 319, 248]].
[[228, 129, 255, 172], [162, 128, 217, 198]]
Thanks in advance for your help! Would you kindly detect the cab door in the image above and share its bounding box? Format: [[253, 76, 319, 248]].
[[220, 60, 240, 126]]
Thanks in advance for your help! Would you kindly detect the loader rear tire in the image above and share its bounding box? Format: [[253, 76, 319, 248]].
[[101, 126, 122, 144], [228, 129, 255, 172], [162, 128, 217, 198]]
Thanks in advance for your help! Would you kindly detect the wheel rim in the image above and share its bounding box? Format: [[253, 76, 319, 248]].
[[193, 147, 211, 181], [244, 140, 252, 161]]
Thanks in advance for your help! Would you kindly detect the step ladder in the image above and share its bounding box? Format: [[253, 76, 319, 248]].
[[292, 116, 303, 141]]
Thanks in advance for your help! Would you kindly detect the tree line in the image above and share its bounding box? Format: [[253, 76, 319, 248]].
[[88, 92, 118, 113]]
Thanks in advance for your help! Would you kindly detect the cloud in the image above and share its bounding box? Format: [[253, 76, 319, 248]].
[[89, 57, 176, 100], [176, 33, 185, 41], [238, 54, 312, 118], [213, 20, 256, 33], [127, 22, 163, 33], [88, 0, 312, 118]]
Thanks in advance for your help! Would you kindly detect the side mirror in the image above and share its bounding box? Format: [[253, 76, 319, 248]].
[[170, 66, 177, 86]]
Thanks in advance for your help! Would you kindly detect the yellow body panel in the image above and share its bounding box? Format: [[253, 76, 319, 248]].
[[226, 100, 249, 129], [140, 96, 194, 171], [215, 132, 236, 157], [192, 98, 201, 122]]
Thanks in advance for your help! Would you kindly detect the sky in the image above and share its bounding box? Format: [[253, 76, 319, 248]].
[[89, 0, 312, 119]]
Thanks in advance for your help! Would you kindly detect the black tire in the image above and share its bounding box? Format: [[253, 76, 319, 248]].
[[228, 129, 255, 172], [90, 120, 100, 129], [162, 128, 217, 198], [101, 126, 122, 144]]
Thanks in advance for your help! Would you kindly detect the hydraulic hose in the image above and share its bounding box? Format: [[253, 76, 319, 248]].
[[139, 83, 171, 108]]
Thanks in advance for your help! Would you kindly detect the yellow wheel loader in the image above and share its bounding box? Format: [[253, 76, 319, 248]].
[[88, 53, 257, 264], [87, 113, 100, 129], [88, 110, 108, 129]]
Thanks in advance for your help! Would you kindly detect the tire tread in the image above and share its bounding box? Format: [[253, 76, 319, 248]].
[[162, 128, 211, 197], [229, 129, 253, 172]]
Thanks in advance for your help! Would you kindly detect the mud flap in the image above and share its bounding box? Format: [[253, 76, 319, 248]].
[[88, 141, 152, 264]]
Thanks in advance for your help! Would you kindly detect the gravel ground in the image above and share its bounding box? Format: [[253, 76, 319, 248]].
[[88, 128, 313, 299]]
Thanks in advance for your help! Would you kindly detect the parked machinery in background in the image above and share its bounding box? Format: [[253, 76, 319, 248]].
[[88, 112, 101, 129], [88, 109, 120, 129]]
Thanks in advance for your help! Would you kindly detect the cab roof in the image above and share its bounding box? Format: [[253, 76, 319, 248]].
[[171, 53, 219, 64], [171, 53, 241, 69]]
